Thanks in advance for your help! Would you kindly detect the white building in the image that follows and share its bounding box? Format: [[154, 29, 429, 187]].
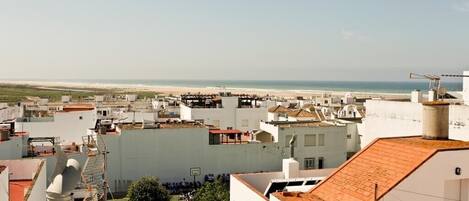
[[0, 159, 47, 201], [230, 159, 335, 201], [98, 119, 348, 193], [180, 94, 267, 132], [259, 121, 347, 170], [0, 103, 20, 122], [16, 104, 97, 145], [270, 136, 469, 201], [337, 104, 364, 119], [125, 94, 137, 102], [361, 99, 469, 147]]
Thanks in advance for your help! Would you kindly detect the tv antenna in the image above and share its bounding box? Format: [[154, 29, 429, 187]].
[[409, 72, 469, 100]]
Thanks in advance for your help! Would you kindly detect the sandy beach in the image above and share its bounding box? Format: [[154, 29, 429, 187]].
[[0, 80, 410, 99]]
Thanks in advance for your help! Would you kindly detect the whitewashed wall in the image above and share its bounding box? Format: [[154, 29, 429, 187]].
[[382, 150, 469, 201], [0, 136, 25, 160], [361, 100, 469, 147], [101, 124, 347, 193], [26, 160, 46, 201], [0, 166, 8, 201], [180, 104, 267, 132], [230, 175, 269, 201], [16, 110, 96, 144]]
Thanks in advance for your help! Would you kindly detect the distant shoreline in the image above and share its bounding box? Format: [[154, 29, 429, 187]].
[[0, 80, 412, 99]]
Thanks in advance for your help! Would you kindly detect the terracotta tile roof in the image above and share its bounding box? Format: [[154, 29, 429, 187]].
[[287, 109, 318, 118], [268, 105, 290, 113], [62, 103, 95, 112], [273, 136, 469, 201], [10, 180, 33, 201]]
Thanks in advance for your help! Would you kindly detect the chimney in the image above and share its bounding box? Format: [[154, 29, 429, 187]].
[[282, 158, 299, 179], [411, 90, 422, 103], [422, 101, 449, 140]]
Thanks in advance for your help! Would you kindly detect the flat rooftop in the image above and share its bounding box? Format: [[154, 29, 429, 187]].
[[118, 121, 206, 130], [265, 121, 338, 128]]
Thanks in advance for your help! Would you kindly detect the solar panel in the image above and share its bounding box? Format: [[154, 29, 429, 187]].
[[264, 177, 324, 198]]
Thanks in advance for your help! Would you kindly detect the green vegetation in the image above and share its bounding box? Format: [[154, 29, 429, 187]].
[[193, 180, 229, 201], [0, 84, 159, 104], [127, 176, 170, 201]]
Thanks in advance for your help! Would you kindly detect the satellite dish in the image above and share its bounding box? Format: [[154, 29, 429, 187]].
[[46, 145, 82, 201]]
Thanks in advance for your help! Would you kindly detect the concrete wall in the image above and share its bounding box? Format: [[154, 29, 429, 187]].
[[275, 125, 347, 169], [231, 174, 270, 201], [0, 166, 8, 201], [0, 136, 25, 160], [0, 106, 20, 122], [382, 150, 469, 201], [16, 110, 96, 144], [181, 104, 267, 132], [361, 100, 469, 147], [101, 127, 290, 192], [236, 108, 268, 131], [26, 160, 46, 201]]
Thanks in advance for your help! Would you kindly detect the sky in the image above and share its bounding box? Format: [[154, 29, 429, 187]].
[[1, 0, 469, 81]]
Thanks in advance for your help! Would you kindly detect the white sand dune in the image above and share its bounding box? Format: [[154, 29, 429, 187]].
[[0, 80, 409, 99]]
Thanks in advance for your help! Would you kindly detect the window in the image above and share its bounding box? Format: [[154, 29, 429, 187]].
[[346, 134, 352, 139], [285, 135, 297, 147], [79, 116, 83, 120], [304, 134, 316, 146], [304, 158, 315, 169], [318, 134, 325, 146], [318, 157, 324, 169], [241, 119, 249, 127]]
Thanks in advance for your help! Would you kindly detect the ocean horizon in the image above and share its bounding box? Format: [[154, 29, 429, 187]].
[[5, 79, 463, 94]]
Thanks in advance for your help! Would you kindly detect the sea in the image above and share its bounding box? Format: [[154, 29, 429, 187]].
[[51, 79, 463, 94]]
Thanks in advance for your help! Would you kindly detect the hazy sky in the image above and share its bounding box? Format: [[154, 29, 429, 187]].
[[1, 0, 469, 81]]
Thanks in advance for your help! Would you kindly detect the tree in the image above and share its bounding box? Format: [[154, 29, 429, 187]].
[[127, 176, 170, 201], [193, 179, 229, 201]]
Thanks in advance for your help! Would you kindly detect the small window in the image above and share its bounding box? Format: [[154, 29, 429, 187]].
[[79, 116, 83, 120], [304, 158, 315, 169], [346, 134, 352, 139], [318, 157, 324, 169], [318, 134, 325, 146], [304, 134, 316, 146]]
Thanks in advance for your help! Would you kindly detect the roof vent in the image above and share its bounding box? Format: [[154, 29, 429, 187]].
[[422, 101, 449, 140]]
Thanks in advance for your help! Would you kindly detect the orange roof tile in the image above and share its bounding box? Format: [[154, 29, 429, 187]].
[[10, 180, 33, 201], [268, 105, 290, 113], [274, 136, 469, 201], [287, 109, 318, 119], [62, 103, 95, 112]]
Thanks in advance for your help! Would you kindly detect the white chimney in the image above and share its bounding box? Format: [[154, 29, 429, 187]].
[[428, 90, 437, 102], [422, 101, 449, 140], [282, 158, 299, 179], [411, 90, 422, 103]]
